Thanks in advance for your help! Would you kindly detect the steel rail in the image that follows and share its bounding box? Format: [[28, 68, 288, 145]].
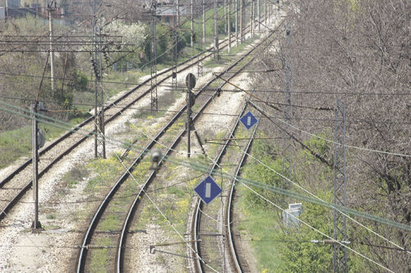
[[0, 33, 236, 222], [115, 42, 254, 271], [77, 33, 244, 272], [226, 110, 259, 273], [116, 12, 278, 273], [193, 103, 248, 273], [0, 30, 235, 190], [193, 22, 284, 272]]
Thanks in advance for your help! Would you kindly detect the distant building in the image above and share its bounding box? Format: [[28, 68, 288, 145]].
[[8, 0, 21, 8], [156, 4, 187, 26], [0, 2, 64, 20]]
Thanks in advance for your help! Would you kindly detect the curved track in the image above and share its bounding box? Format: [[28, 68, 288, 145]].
[[0, 32, 236, 222], [191, 23, 283, 272], [76, 18, 282, 272], [226, 111, 260, 273], [76, 30, 259, 272]]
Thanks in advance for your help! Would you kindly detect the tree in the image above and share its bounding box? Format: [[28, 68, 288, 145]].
[[251, 0, 410, 270]]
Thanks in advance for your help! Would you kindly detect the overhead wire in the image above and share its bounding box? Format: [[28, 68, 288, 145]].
[[213, 74, 411, 158], [2, 5, 408, 266], [239, 182, 396, 273], [0, 62, 408, 272], [230, 135, 411, 252], [103, 76, 410, 273], [1, 100, 410, 233]]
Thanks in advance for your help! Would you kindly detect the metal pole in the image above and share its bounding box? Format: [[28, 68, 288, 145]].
[[282, 20, 293, 207], [187, 90, 192, 158], [235, 0, 238, 47], [92, 1, 98, 158], [257, 0, 260, 32], [191, 0, 194, 47], [5, 0, 8, 22], [48, 5, 55, 92], [177, 0, 180, 28], [202, 0, 206, 44], [228, 0, 231, 53], [224, 0, 227, 35], [32, 103, 41, 230], [214, 0, 219, 60], [240, 0, 244, 43], [333, 98, 348, 273], [150, 1, 158, 112], [250, 0, 254, 38], [98, 18, 106, 159]]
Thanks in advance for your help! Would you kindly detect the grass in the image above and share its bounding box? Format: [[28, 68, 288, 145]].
[[90, 237, 111, 273], [237, 191, 285, 271], [0, 126, 31, 169], [61, 165, 89, 189], [86, 156, 122, 192], [0, 121, 71, 169]]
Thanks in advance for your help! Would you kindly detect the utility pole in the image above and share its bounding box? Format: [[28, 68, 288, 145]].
[[235, 0, 239, 47], [202, 0, 206, 44], [186, 73, 196, 158], [177, 0, 180, 28], [257, 0, 260, 32], [333, 98, 348, 273], [282, 20, 293, 207], [4, 0, 8, 22], [91, 1, 106, 159], [228, 0, 231, 53], [172, 0, 178, 91], [224, 0, 227, 35], [47, 1, 56, 92], [31, 102, 42, 230], [240, 0, 244, 43], [97, 16, 105, 159], [191, 0, 194, 47], [150, 0, 158, 112], [250, 0, 254, 38], [172, 2, 178, 91], [213, 0, 219, 60], [92, 0, 98, 158]]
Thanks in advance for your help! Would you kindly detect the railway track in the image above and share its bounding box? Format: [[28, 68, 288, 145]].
[[225, 111, 260, 273], [0, 31, 238, 222], [76, 30, 261, 272], [0, 4, 270, 223], [0, 11, 281, 273], [76, 17, 283, 272], [191, 24, 284, 272]]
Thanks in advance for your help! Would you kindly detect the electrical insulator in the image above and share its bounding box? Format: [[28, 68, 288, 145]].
[[90, 57, 100, 80], [216, 87, 221, 97], [103, 50, 110, 65]]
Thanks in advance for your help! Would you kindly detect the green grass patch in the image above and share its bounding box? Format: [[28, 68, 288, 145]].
[[238, 199, 284, 271], [100, 214, 119, 231], [90, 237, 111, 273], [86, 156, 122, 192], [62, 165, 89, 189], [0, 126, 31, 168], [0, 112, 91, 169]]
